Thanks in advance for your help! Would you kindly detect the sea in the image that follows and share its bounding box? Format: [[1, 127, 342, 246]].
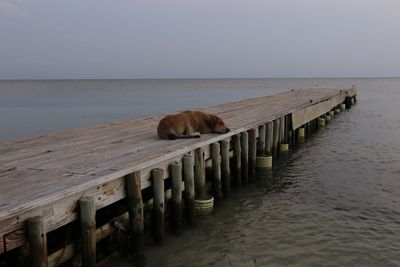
[[1, 78, 400, 266]]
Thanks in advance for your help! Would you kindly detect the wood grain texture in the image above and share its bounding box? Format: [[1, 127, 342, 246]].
[[0, 87, 356, 253]]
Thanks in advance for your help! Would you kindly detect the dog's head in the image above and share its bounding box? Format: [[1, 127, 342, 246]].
[[208, 114, 230, 134]]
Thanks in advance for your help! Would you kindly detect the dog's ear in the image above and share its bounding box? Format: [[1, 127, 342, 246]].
[[206, 114, 218, 129]]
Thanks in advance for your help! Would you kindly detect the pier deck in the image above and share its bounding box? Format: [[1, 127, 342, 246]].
[[0, 86, 357, 261]]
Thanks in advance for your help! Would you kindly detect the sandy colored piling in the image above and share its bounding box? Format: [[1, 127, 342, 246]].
[[298, 127, 305, 144], [27, 216, 48, 267], [220, 139, 230, 195], [318, 117, 326, 127], [126, 171, 144, 256], [325, 114, 332, 123], [80, 197, 96, 267], [151, 168, 165, 243], [280, 143, 289, 153], [183, 155, 195, 225], [256, 156, 272, 169]]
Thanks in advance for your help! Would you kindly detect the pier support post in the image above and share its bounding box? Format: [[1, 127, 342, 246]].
[[298, 127, 305, 144], [220, 139, 230, 195], [266, 122, 273, 156], [126, 171, 144, 257], [233, 134, 242, 187], [183, 155, 195, 225], [279, 117, 288, 154], [79, 197, 96, 267], [257, 125, 266, 156], [27, 216, 48, 267], [194, 148, 207, 199], [325, 114, 332, 123], [211, 143, 222, 200], [241, 131, 249, 184], [248, 129, 257, 178], [340, 103, 346, 111], [318, 117, 326, 128], [170, 161, 183, 234], [345, 96, 352, 109], [273, 119, 280, 157], [151, 168, 165, 243]]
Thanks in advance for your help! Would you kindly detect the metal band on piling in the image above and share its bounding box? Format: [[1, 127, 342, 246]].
[[126, 171, 144, 256], [170, 161, 183, 234], [27, 216, 48, 267], [80, 197, 96, 267], [211, 143, 222, 200], [318, 117, 326, 127], [183, 155, 195, 225], [152, 168, 165, 243]]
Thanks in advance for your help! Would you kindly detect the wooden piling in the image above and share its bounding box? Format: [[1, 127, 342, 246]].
[[183, 155, 195, 225], [266, 122, 273, 156], [211, 143, 222, 200], [345, 96, 352, 109], [194, 148, 207, 199], [79, 197, 96, 267], [279, 117, 285, 144], [126, 171, 144, 256], [220, 139, 230, 195], [151, 168, 165, 243], [248, 129, 257, 178], [257, 125, 266, 156], [273, 119, 280, 157], [170, 161, 183, 234], [298, 127, 305, 144], [241, 131, 249, 184], [27, 216, 48, 267], [233, 134, 242, 186]]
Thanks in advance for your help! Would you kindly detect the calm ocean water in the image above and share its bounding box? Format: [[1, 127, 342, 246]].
[[1, 78, 400, 266]]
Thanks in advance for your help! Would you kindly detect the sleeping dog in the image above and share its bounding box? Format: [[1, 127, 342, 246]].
[[157, 110, 230, 140]]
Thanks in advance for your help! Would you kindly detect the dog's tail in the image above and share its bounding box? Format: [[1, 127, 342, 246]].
[[168, 133, 201, 140]]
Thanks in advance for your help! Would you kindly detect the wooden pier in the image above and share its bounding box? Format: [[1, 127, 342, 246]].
[[0, 86, 357, 266]]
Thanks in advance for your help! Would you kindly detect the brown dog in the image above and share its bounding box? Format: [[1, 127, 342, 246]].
[[157, 110, 230, 140]]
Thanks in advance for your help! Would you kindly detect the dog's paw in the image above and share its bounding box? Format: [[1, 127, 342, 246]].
[[192, 132, 201, 137]]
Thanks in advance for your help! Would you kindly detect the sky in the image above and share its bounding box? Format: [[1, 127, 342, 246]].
[[1, 0, 400, 79]]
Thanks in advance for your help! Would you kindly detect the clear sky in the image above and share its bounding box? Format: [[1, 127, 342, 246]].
[[1, 0, 399, 79]]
